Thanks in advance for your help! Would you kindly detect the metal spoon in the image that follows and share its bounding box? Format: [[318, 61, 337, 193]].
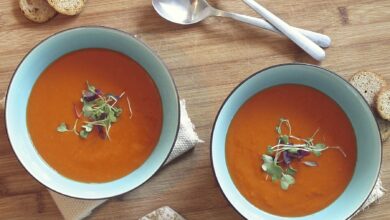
[[152, 0, 331, 48], [243, 0, 325, 61]]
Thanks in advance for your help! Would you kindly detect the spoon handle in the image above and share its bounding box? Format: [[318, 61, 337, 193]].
[[216, 11, 331, 48], [293, 28, 331, 49], [242, 0, 326, 61]]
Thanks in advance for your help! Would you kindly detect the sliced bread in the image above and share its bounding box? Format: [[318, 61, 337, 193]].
[[349, 71, 390, 141], [350, 71, 387, 106], [377, 88, 390, 121], [47, 0, 85, 16], [377, 118, 390, 142], [19, 0, 57, 23]]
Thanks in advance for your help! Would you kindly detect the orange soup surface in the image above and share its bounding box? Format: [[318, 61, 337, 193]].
[[27, 48, 163, 183], [226, 84, 356, 216]]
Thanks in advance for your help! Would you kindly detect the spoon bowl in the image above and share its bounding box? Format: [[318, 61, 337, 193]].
[[152, 0, 213, 25]]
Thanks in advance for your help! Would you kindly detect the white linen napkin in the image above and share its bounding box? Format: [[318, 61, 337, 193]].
[[0, 96, 384, 219], [140, 206, 186, 220], [349, 177, 385, 219]]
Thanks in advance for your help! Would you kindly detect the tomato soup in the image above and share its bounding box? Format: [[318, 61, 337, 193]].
[[226, 84, 356, 216], [27, 48, 163, 183]]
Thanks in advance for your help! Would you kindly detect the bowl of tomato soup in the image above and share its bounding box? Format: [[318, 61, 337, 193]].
[[5, 27, 180, 199], [211, 64, 381, 219]]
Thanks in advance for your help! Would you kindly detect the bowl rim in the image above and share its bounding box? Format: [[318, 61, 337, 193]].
[[4, 26, 181, 200], [210, 63, 383, 219]]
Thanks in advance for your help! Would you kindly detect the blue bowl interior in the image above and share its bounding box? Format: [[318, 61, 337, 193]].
[[211, 64, 381, 219], [5, 27, 179, 199]]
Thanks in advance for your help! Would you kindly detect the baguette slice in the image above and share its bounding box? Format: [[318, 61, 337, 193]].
[[350, 71, 387, 106], [47, 0, 85, 16], [19, 0, 57, 23], [349, 71, 390, 141], [377, 88, 390, 121], [377, 118, 390, 142]]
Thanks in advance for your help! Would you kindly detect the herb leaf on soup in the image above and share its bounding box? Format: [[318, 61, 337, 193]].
[[56, 82, 133, 140], [56, 123, 69, 132], [280, 174, 295, 190], [260, 118, 347, 190], [303, 161, 318, 167]]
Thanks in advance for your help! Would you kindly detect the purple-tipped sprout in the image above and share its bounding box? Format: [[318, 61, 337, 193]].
[[283, 151, 292, 165], [96, 125, 106, 139], [83, 91, 98, 102], [95, 89, 103, 95], [297, 150, 310, 159], [283, 149, 310, 163]]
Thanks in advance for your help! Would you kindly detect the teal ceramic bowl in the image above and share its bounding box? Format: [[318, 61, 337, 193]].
[[5, 27, 180, 199], [211, 64, 382, 219]]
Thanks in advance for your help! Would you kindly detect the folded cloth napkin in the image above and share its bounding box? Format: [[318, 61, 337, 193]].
[[0, 96, 385, 219], [140, 206, 186, 220], [48, 99, 202, 220], [350, 177, 385, 219]]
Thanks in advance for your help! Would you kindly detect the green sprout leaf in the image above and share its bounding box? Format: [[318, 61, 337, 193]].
[[112, 107, 122, 117], [82, 124, 93, 132], [260, 118, 346, 191], [303, 161, 318, 167], [262, 160, 283, 180], [313, 150, 322, 157], [86, 81, 96, 93], [275, 126, 281, 135], [108, 111, 117, 122], [288, 148, 299, 153], [282, 174, 295, 184], [286, 167, 297, 176], [280, 174, 295, 190], [281, 180, 290, 190], [82, 104, 94, 117], [56, 81, 133, 140], [261, 160, 271, 170], [57, 123, 69, 132], [266, 145, 274, 155], [279, 135, 289, 144], [262, 154, 274, 164], [315, 143, 326, 149], [79, 130, 89, 139]]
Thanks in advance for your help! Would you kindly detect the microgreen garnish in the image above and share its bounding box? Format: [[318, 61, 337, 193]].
[[303, 161, 318, 167], [261, 118, 346, 190], [56, 82, 133, 140], [57, 123, 68, 132], [126, 96, 133, 119]]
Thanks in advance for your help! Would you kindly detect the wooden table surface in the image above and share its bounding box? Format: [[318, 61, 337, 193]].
[[1, 0, 389, 219]]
